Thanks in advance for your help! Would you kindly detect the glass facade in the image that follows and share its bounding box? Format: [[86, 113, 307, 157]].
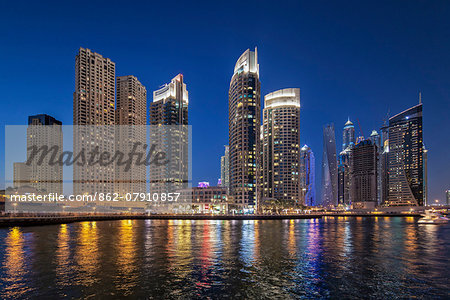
[[228, 48, 260, 211]]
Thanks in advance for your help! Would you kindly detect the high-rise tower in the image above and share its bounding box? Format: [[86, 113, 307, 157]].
[[368, 130, 382, 205], [342, 118, 355, 151], [337, 148, 351, 206], [116, 75, 147, 126], [220, 145, 230, 190], [150, 74, 188, 126], [73, 48, 116, 196], [300, 145, 316, 206], [149, 74, 189, 202], [321, 124, 338, 207], [423, 145, 428, 206], [228, 48, 261, 211], [386, 104, 424, 206], [338, 119, 356, 207], [27, 114, 63, 194], [351, 140, 378, 208], [261, 88, 301, 204], [74, 48, 116, 126], [115, 75, 147, 198], [380, 124, 390, 204]]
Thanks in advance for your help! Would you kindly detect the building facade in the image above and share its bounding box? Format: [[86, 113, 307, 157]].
[[228, 48, 261, 211], [261, 88, 301, 205], [13, 162, 30, 188], [149, 74, 189, 203], [300, 145, 315, 206], [342, 118, 355, 151], [380, 124, 390, 204], [26, 114, 63, 194], [386, 104, 424, 206], [423, 145, 428, 206], [321, 124, 338, 207], [368, 130, 382, 205], [220, 145, 230, 189], [73, 48, 116, 196], [115, 75, 147, 199], [150, 74, 188, 126], [116, 75, 147, 126], [181, 185, 228, 214], [337, 148, 351, 206], [351, 140, 378, 208]]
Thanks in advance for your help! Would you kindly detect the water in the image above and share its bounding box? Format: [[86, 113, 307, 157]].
[[0, 217, 448, 299]]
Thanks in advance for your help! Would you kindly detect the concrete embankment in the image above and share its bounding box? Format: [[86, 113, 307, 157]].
[[0, 214, 321, 227], [0, 212, 425, 227]]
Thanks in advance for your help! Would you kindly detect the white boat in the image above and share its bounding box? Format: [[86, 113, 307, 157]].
[[418, 210, 449, 224]]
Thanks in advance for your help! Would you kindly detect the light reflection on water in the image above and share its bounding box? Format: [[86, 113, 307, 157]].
[[55, 224, 71, 288], [2, 228, 29, 298], [115, 219, 138, 294], [0, 217, 449, 298], [75, 222, 99, 287]]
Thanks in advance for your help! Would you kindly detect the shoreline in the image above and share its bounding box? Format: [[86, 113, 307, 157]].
[[0, 213, 423, 227]]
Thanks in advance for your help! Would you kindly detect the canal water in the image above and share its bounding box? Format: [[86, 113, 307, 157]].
[[0, 217, 448, 298]]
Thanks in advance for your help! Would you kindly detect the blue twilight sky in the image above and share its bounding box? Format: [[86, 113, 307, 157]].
[[1, 1, 449, 203]]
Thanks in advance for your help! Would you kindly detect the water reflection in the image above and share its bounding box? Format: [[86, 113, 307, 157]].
[[75, 222, 99, 286], [287, 219, 296, 257], [2, 227, 30, 298], [0, 217, 448, 298], [55, 224, 71, 287], [240, 220, 256, 268], [115, 220, 138, 293]]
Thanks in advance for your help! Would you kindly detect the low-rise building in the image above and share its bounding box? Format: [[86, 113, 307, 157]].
[[181, 185, 228, 214]]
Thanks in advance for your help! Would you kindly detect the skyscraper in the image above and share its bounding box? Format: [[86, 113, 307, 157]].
[[367, 130, 380, 147], [386, 103, 424, 206], [337, 148, 351, 206], [228, 48, 261, 211], [300, 145, 316, 206], [73, 48, 116, 196], [116, 75, 147, 126], [115, 75, 147, 198], [74, 48, 115, 125], [150, 74, 188, 126], [351, 140, 378, 209], [368, 130, 382, 205], [342, 118, 355, 150], [220, 145, 230, 190], [338, 119, 356, 207], [380, 124, 390, 204], [321, 124, 338, 207], [27, 114, 63, 194], [423, 145, 428, 206], [149, 74, 189, 202], [261, 88, 301, 204]]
